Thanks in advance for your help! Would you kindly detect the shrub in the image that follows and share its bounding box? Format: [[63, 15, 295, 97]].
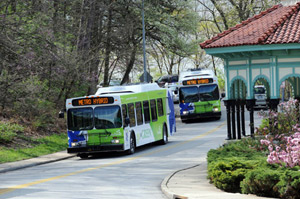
[[241, 168, 281, 198], [0, 122, 24, 142], [276, 169, 300, 199], [208, 136, 300, 198], [208, 159, 253, 192]]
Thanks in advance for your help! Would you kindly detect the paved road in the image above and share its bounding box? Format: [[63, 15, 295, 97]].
[[0, 103, 262, 199]]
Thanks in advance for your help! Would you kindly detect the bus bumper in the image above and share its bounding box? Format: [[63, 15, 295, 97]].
[[180, 111, 221, 120], [67, 144, 124, 153]]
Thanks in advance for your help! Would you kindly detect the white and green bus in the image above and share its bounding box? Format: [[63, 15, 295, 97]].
[[62, 83, 176, 158], [178, 69, 222, 122]]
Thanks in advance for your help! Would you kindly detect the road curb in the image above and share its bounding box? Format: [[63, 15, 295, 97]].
[[0, 152, 76, 173], [161, 164, 200, 199]]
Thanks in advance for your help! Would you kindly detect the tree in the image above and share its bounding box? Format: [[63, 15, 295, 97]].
[[195, 0, 280, 74]]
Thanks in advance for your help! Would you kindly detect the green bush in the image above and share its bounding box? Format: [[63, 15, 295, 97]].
[[276, 170, 300, 199], [0, 122, 24, 142], [209, 159, 253, 192], [208, 138, 300, 198], [241, 168, 281, 198]]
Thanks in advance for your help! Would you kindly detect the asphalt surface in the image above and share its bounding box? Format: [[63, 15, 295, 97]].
[[0, 104, 272, 198], [0, 149, 274, 199]]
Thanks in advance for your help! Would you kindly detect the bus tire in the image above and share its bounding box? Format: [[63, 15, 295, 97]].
[[160, 125, 168, 145], [215, 116, 221, 120], [181, 119, 187, 123], [127, 132, 136, 155], [79, 153, 89, 159]]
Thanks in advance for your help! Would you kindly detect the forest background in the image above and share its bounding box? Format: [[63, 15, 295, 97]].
[[0, 0, 280, 137]]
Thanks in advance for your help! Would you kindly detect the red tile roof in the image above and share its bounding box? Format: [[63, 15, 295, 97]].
[[200, 2, 300, 49]]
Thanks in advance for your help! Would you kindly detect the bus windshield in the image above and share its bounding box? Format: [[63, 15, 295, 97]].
[[254, 87, 265, 94], [180, 84, 219, 103], [179, 86, 199, 103], [67, 106, 122, 131], [94, 106, 122, 129], [199, 84, 219, 101], [68, 108, 93, 131]]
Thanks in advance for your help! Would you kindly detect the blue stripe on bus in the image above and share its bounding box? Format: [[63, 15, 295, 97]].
[[168, 91, 176, 135]]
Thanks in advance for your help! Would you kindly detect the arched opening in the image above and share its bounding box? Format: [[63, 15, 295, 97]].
[[230, 78, 247, 100], [280, 76, 300, 101], [253, 77, 270, 110], [226, 78, 248, 140]]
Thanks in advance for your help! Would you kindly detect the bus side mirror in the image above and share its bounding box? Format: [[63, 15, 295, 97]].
[[124, 117, 130, 127], [174, 89, 178, 95], [221, 93, 225, 99], [59, 109, 65, 118]]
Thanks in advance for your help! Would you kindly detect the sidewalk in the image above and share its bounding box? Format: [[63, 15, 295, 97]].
[[161, 163, 275, 199], [0, 150, 76, 173]]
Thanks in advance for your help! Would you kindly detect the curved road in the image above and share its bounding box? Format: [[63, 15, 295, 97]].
[[0, 104, 262, 199]]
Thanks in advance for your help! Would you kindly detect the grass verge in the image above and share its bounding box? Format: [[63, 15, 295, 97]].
[[0, 133, 68, 164]]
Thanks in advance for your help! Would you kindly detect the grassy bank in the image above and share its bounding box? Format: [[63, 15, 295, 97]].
[[0, 133, 68, 163], [0, 121, 68, 164]]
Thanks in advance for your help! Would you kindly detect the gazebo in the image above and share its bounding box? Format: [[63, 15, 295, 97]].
[[200, 1, 300, 139]]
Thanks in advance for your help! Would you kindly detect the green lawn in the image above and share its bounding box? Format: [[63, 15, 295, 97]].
[[0, 133, 68, 163]]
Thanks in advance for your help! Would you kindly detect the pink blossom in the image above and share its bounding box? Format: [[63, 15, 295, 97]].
[[258, 99, 300, 168], [268, 145, 273, 152], [291, 138, 300, 145], [260, 139, 270, 146], [276, 146, 280, 152]]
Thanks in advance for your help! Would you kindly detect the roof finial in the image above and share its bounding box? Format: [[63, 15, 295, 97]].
[[281, 0, 299, 6]]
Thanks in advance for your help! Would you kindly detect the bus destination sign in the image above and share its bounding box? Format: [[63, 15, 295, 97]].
[[183, 78, 213, 85], [72, 97, 114, 106]]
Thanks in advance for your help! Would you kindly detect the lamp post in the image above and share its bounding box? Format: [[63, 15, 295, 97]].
[[142, 0, 148, 83]]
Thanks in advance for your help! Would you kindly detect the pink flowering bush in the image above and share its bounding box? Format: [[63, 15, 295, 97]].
[[261, 132, 300, 168], [257, 99, 300, 168]]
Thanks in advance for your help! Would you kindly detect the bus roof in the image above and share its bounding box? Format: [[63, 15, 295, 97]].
[[179, 69, 215, 81], [95, 83, 162, 96]]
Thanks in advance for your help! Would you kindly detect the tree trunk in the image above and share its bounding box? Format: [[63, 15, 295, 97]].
[[121, 44, 137, 84], [103, 2, 113, 87]]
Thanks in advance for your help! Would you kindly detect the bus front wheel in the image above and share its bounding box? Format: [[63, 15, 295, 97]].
[[79, 153, 89, 159], [127, 132, 136, 155]]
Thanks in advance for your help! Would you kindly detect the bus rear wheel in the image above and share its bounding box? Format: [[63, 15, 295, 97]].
[[160, 125, 168, 145]]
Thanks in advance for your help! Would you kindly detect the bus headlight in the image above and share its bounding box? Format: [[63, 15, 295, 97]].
[[71, 142, 77, 147], [213, 107, 219, 112], [111, 139, 120, 144], [183, 110, 189, 115]]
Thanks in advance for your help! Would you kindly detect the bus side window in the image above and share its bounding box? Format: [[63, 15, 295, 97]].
[[157, 98, 164, 117], [135, 102, 143, 125], [122, 104, 128, 126], [150, 99, 157, 122], [143, 101, 150, 123], [128, 103, 136, 127]]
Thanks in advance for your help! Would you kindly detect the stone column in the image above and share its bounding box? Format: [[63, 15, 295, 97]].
[[236, 100, 241, 139], [231, 100, 236, 139], [240, 100, 246, 136], [224, 100, 232, 140], [268, 98, 280, 112]]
